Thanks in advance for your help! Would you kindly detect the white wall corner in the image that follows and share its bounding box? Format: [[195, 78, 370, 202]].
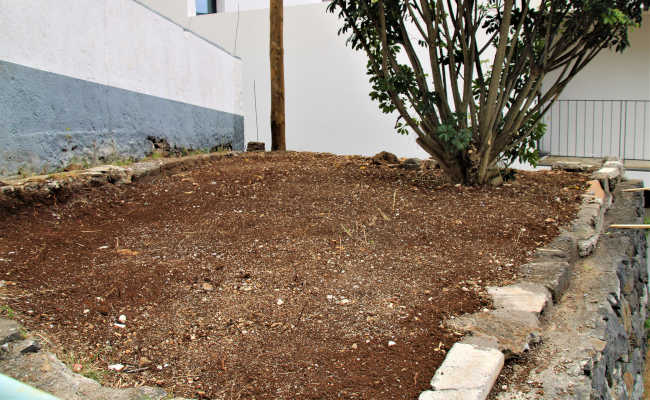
[[216, 0, 228, 13], [187, 0, 196, 17]]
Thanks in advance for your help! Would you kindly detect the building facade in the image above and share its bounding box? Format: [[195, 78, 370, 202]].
[[0, 0, 244, 177]]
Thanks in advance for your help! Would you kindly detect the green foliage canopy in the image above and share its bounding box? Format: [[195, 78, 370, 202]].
[[328, 0, 648, 184]]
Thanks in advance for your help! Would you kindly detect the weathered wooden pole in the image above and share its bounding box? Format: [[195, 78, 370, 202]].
[[269, 0, 286, 151]]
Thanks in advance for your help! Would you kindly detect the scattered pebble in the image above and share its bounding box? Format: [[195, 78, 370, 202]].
[[113, 323, 126, 329], [98, 245, 109, 250], [387, 340, 396, 347], [276, 299, 284, 305], [118, 314, 127, 323], [72, 363, 83, 373], [108, 363, 125, 371]]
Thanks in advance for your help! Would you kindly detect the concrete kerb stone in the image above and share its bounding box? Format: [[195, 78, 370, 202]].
[[487, 283, 551, 316], [448, 309, 541, 358], [420, 166, 622, 400], [418, 343, 504, 400]]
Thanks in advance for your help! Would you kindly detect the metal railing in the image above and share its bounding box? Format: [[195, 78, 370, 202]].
[[540, 99, 650, 160]]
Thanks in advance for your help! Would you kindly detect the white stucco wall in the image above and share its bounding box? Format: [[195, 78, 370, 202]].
[[141, 1, 649, 159], [540, 14, 650, 160], [216, 0, 325, 13], [0, 0, 242, 116], [553, 15, 650, 101], [184, 3, 429, 158]]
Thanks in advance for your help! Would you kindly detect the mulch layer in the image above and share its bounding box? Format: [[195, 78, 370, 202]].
[[0, 152, 588, 399]]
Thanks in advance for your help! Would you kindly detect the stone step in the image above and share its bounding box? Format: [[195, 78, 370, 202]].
[[419, 342, 504, 400]]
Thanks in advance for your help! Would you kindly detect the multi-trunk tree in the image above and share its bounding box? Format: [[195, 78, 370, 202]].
[[328, 0, 648, 184]]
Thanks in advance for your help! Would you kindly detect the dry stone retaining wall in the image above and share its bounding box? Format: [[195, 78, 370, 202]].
[[420, 159, 649, 400]]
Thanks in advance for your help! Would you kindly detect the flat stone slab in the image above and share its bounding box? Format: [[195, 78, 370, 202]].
[[419, 389, 485, 400], [488, 283, 551, 315], [519, 261, 571, 302], [551, 161, 598, 172], [449, 310, 540, 357], [426, 342, 504, 399], [592, 167, 621, 181]]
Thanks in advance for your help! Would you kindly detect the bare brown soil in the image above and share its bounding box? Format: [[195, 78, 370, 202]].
[[0, 152, 588, 399]]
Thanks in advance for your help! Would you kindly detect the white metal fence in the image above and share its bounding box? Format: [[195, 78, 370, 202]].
[[540, 100, 650, 160]]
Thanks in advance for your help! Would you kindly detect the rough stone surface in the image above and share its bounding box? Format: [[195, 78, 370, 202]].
[[0, 318, 186, 400], [551, 161, 599, 172], [371, 151, 399, 165], [519, 261, 572, 302], [0, 319, 23, 345], [497, 180, 648, 399], [593, 166, 623, 191], [487, 283, 552, 315], [419, 388, 485, 400], [532, 232, 578, 265], [448, 309, 541, 357], [427, 343, 504, 398], [400, 158, 422, 170]]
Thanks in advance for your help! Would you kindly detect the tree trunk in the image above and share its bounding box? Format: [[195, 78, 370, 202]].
[[270, 0, 286, 151], [416, 139, 495, 185]]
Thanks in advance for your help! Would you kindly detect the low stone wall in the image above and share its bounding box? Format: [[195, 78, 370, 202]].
[[420, 159, 649, 399], [0, 151, 240, 212]]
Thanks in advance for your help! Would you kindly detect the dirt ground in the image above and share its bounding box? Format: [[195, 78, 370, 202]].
[[0, 152, 588, 399]]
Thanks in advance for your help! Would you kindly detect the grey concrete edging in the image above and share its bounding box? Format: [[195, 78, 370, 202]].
[[419, 159, 626, 400]]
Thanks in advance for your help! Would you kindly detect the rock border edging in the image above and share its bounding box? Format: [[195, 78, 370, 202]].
[[419, 160, 625, 400]]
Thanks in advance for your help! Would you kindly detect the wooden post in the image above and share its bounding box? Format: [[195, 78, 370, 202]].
[[270, 0, 286, 151], [609, 224, 650, 229], [622, 188, 650, 192]]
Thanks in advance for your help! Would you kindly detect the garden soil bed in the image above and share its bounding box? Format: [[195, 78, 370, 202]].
[[0, 152, 588, 399]]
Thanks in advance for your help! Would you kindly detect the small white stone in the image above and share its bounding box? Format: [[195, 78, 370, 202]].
[[276, 298, 284, 305], [388, 340, 397, 347], [98, 246, 109, 250], [157, 365, 163, 370], [108, 363, 125, 371], [113, 323, 126, 329], [118, 314, 127, 323], [83, 309, 90, 314]]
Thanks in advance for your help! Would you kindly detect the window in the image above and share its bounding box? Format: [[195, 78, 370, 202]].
[[196, 0, 217, 15]]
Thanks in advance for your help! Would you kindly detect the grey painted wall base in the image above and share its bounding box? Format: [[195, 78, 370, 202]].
[[0, 60, 244, 176]]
